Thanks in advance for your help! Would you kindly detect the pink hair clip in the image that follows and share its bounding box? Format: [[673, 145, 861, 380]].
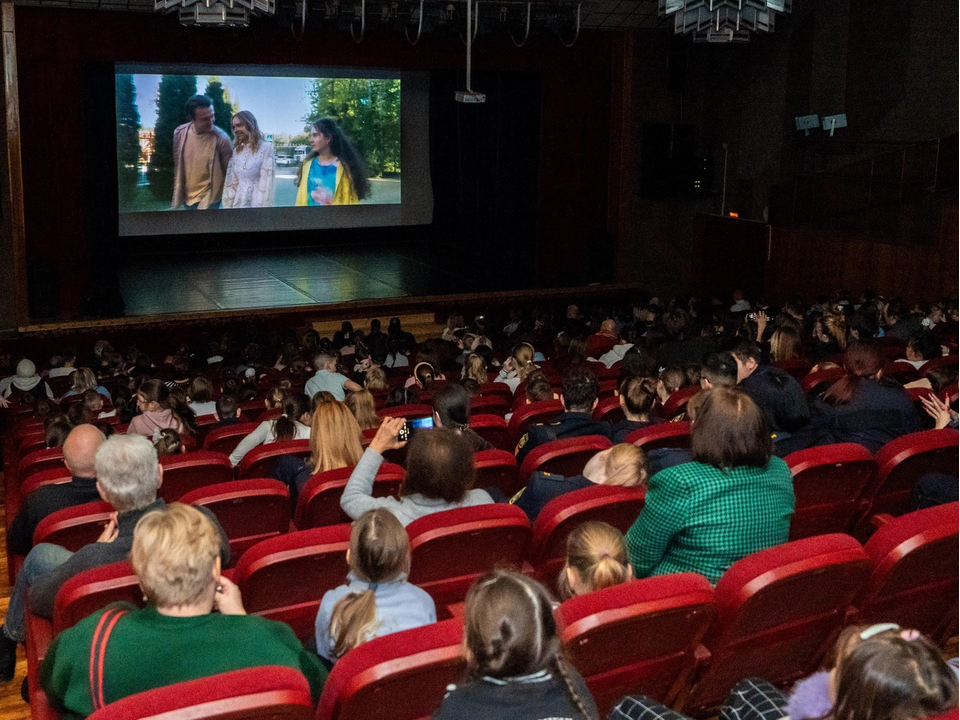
[[900, 629, 921, 642]]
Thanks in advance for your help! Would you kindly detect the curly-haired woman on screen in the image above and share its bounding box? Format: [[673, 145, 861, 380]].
[[295, 118, 370, 206], [222, 110, 275, 208]]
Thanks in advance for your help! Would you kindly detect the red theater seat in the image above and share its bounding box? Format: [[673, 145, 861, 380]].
[[800, 367, 846, 397], [784, 443, 878, 539], [232, 524, 351, 641], [159, 450, 234, 501], [658, 386, 699, 420], [772, 358, 812, 380], [181, 478, 291, 560], [557, 574, 715, 716], [518, 435, 612, 483], [406, 504, 531, 608], [235, 439, 311, 479], [626, 421, 692, 451], [592, 395, 625, 424], [852, 429, 959, 535], [507, 399, 564, 447], [851, 501, 959, 645], [17, 466, 72, 500], [316, 618, 466, 720], [33, 500, 115, 551], [468, 413, 511, 451], [203, 422, 261, 456], [678, 534, 871, 716], [18, 431, 47, 456], [919, 355, 959, 378], [472, 449, 521, 497], [469, 394, 509, 417], [17, 447, 66, 483], [477, 382, 515, 405], [87, 666, 314, 720], [529, 484, 646, 589], [294, 462, 405, 530], [379, 403, 433, 420]]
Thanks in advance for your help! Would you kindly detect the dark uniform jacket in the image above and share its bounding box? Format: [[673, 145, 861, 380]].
[[515, 411, 613, 465]]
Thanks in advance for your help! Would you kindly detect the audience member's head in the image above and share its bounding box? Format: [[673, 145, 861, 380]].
[[582, 443, 648, 488], [364, 365, 388, 392], [345, 389, 380, 431], [823, 340, 885, 406], [154, 428, 183, 457], [215, 393, 239, 421], [401, 428, 475, 503], [45, 415, 74, 449], [769, 327, 803, 363], [700, 352, 738, 389], [62, 424, 106, 478], [691, 388, 771, 470], [309, 400, 364, 475], [432, 383, 471, 432], [617, 375, 658, 420], [906, 331, 941, 362], [558, 521, 632, 601], [561, 367, 599, 414], [523, 371, 555, 403], [187, 376, 214, 405], [94, 434, 161, 513]]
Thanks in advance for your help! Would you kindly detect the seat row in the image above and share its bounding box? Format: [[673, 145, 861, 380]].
[[24, 500, 958, 720]]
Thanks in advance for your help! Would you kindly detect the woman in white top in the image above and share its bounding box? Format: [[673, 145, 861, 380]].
[[495, 342, 537, 394], [222, 111, 275, 209], [229, 392, 311, 467]]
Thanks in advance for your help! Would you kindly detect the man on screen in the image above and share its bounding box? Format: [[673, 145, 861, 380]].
[[172, 95, 233, 210]]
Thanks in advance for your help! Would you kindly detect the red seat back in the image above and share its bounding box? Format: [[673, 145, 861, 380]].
[[772, 358, 812, 380], [19, 467, 73, 498], [477, 382, 515, 404], [235, 439, 311, 479], [854, 502, 959, 644], [507, 399, 564, 446], [293, 462, 405, 530], [800, 367, 846, 396], [181, 478, 291, 560], [529, 484, 646, 589], [33, 500, 115, 552], [88, 666, 314, 720], [626, 421, 692, 451], [592, 395, 624, 424], [233, 524, 351, 641], [202, 422, 261, 456], [558, 574, 715, 715], [159, 450, 234, 502], [659, 386, 699, 420], [919, 356, 959, 378], [18, 431, 47, 456], [469, 394, 509, 417], [857, 429, 960, 528], [18, 447, 66, 481], [680, 534, 871, 715], [379, 404, 433, 421], [472, 449, 521, 497], [784, 443, 878, 539], [468, 414, 511, 451], [518, 435, 612, 482], [53, 560, 144, 635], [316, 618, 465, 720], [406, 504, 531, 607]]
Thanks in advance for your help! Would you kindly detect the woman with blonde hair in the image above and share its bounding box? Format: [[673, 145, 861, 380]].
[[40, 503, 326, 716], [62, 367, 111, 401], [364, 365, 388, 393], [345, 389, 380, 431], [315, 509, 435, 663], [495, 342, 537, 393], [769, 326, 804, 363], [461, 353, 488, 386], [558, 521, 633, 600], [274, 400, 364, 495], [222, 110, 275, 208], [510, 443, 647, 521]]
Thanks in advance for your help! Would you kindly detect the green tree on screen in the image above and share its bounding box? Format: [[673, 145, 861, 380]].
[[149, 74, 198, 200], [115, 74, 141, 210], [305, 78, 401, 177], [205, 77, 238, 139]]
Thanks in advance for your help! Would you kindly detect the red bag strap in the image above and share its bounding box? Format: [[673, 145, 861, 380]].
[[89, 608, 127, 711]]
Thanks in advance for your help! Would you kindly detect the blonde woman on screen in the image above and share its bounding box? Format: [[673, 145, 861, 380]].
[[222, 110, 275, 208]]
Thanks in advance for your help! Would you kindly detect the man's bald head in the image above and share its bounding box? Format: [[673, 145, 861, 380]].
[[62, 424, 106, 479], [601, 319, 618, 335]]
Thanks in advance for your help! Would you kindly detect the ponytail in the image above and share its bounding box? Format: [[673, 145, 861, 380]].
[[329, 589, 378, 658], [558, 521, 631, 601], [273, 392, 310, 442], [822, 340, 884, 406], [554, 656, 597, 720]]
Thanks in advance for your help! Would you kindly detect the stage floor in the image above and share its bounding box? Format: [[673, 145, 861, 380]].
[[118, 244, 509, 317]]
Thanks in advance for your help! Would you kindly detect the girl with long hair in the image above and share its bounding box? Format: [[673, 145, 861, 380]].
[[346, 389, 381, 431], [495, 343, 537, 393], [222, 110, 275, 208], [127, 378, 195, 440], [228, 392, 311, 467], [433, 571, 598, 720], [315, 509, 435, 663], [294, 118, 370, 205]]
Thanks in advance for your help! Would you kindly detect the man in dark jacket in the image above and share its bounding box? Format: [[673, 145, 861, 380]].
[[515, 367, 612, 466]]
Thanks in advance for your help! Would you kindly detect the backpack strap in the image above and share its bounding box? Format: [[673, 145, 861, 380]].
[[89, 608, 127, 711]]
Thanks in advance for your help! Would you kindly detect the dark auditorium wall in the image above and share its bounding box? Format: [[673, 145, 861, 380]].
[[620, 0, 959, 299], [12, 7, 618, 320]]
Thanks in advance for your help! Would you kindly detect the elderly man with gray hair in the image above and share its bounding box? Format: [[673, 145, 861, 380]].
[[0, 434, 229, 682]]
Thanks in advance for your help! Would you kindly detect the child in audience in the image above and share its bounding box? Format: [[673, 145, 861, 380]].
[[214, 393, 242, 427], [557, 521, 633, 600], [433, 571, 598, 720], [127, 379, 195, 439], [314, 509, 435, 664], [346, 389, 380, 431], [186, 376, 217, 417], [154, 428, 183, 457], [228, 392, 311, 467]]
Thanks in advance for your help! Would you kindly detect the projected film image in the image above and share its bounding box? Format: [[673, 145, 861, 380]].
[[116, 73, 401, 213]]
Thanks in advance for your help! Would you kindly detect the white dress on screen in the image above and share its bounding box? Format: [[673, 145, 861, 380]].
[[223, 141, 276, 208]]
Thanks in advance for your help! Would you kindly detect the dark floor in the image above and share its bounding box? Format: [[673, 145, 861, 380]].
[[118, 243, 517, 317]]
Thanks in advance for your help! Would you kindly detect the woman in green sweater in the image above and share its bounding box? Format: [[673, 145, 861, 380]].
[[41, 503, 326, 718], [626, 387, 795, 584]]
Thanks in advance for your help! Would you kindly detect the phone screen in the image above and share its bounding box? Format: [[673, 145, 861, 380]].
[[398, 415, 434, 442]]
